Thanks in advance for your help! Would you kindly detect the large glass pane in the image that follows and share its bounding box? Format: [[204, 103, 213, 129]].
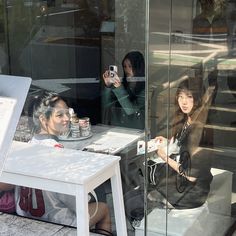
[[1, 1, 147, 235], [146, 0, 236, 235], [108, 1, 147, 235], [2, 0, 236, 235], [145, 0, 173, 235], [0, 1, 8, 74]]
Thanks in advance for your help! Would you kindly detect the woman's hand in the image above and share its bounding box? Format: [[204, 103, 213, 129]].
[[157, 147, 168, 162], [0, 183, 14, 191], [113, 74, 121, 88], [102, 70, 112, 87], [155, 136, 166, 145], [102, 70, 121, 88], [155, 136, 168, 162]]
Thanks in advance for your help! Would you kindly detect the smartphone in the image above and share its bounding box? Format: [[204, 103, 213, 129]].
[[109, 65, 118, 80]]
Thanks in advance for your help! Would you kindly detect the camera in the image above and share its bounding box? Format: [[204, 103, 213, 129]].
[[109, 65, 118, 80]]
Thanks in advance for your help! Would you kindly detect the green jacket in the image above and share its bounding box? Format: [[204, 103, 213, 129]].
[[102, 83, 145, 129]]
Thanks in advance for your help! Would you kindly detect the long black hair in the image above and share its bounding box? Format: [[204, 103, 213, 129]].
[[122, 51, 145, 78], [121, 51, 145, 102], [172, 76, 204, 138]]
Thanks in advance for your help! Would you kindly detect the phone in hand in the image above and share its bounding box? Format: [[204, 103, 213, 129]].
[[109, 65, 118, 83]]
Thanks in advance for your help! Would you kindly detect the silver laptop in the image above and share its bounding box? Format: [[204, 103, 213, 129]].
[[0, 75, 31, 174]]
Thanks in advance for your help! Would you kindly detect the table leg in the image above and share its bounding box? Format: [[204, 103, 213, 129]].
[[76, 185, 90, 236], [111, 163, 128, 236]]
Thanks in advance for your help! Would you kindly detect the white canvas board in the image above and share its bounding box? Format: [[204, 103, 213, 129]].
[[0, 75, 31, 175]]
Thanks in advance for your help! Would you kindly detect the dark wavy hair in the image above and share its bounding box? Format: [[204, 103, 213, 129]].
[[172, 76, 204, 137]]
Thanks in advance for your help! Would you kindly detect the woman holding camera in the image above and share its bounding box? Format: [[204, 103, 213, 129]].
[[102, 51, 145, 130]]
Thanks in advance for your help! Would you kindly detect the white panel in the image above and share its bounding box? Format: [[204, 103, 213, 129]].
[[0, 75, 31, 174]]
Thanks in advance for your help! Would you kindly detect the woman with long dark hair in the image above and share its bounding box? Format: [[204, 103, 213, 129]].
[[102, 51, 145, 129], [150, 76, 213, 209]]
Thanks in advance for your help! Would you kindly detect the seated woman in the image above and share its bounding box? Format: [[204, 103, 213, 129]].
[[149, 76, 213, 209], [15, 90, 112, 236]]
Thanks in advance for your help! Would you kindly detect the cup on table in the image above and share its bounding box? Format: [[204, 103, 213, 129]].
[[79, 117, 91, 137]]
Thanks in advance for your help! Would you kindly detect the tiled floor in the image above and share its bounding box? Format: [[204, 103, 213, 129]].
[[0, 212, 106, 236]]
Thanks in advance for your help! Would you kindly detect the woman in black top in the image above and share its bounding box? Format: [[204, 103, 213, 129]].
[[153, 76, 213, 209]]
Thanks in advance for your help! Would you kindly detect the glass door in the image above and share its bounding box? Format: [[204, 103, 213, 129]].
[[146, 0, 236, 235]]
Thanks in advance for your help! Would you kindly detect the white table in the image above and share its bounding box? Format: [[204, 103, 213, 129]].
[[14, 123, 144, 155], [60, 125, 144, 154], [0, 141, 128, 236], [60, 125, 144, 194]]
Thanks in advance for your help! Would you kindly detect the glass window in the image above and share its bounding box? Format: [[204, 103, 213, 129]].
[[0, 0, 236, 235], [0, 0, 147, 235], [146, 0, 236, 235]]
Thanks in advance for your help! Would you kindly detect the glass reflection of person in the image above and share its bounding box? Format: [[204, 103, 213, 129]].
[[192, 0, 227, 43], [192, 0, 226, 146], [15, 91, 112, 235], [150, 77, 213, 209], [102, 51, 145, 130], [102, 51, 145, 196]]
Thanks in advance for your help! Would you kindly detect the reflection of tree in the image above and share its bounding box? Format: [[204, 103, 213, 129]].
[[5, 1, 104, 75], [6, 1, 43, 75], [0, 2, 4, 38], [214, 0, 226, 16], [116, 0, 146, 53], [226, 1, 236, 55]]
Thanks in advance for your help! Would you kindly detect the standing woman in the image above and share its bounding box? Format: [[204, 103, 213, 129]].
[[151, 76, 213, 209], [15, 91, 112, 236], [102, 51, 145, 129]]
